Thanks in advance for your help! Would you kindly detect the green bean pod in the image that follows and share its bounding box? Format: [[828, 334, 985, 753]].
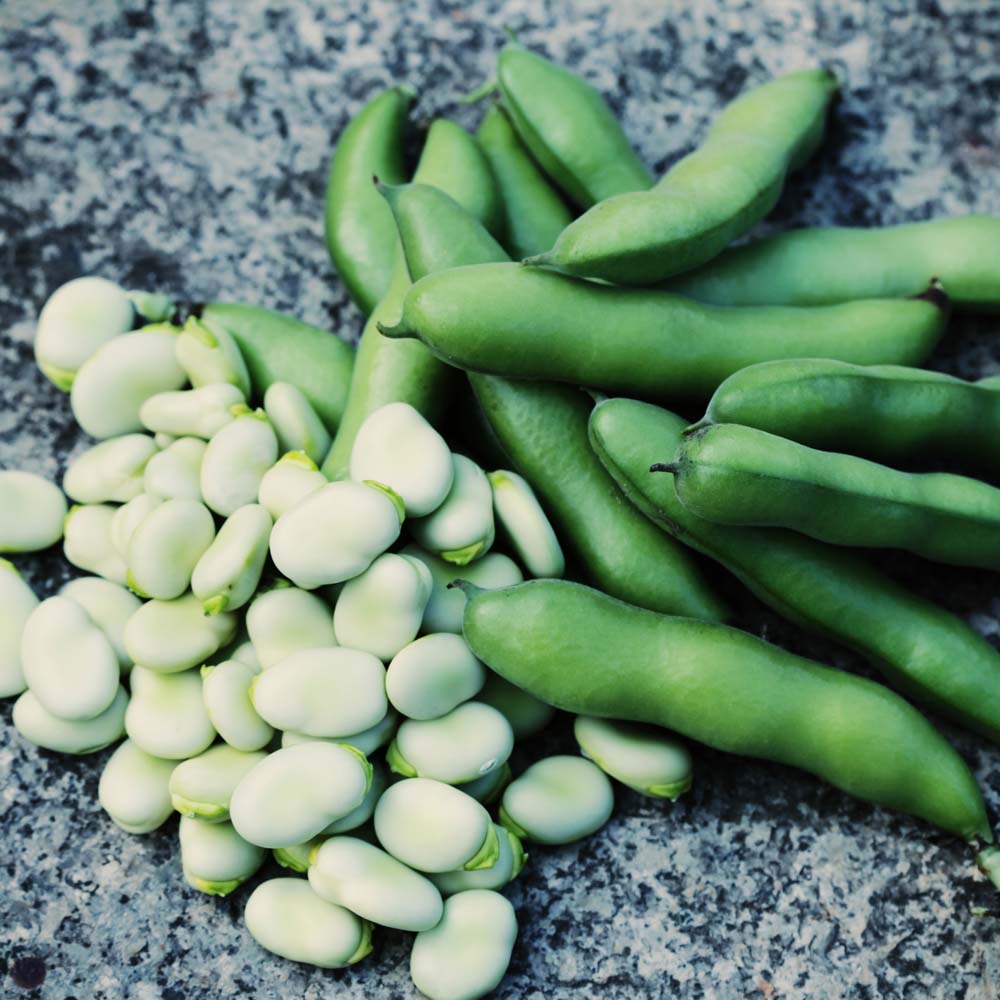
[[496, 43, 653, 206], [322, 121, 501, 479], [590, 397, 1000, 742], [459, 578, 994, 851], [668, 217, 1000, 310], [380, 264, 947, 405], [669, 423, 1000, 570], [528, 68, 837, 282], [324, 84, 415, 314], [698, 359, 1000, 470]]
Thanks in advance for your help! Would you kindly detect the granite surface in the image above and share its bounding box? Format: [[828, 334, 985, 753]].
[[3, 1, 1000, 997]]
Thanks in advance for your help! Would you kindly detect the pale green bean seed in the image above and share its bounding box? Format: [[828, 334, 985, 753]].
[[123, 593, 236, 674], [263, 382, 332, 465], [257, 451, 327, 520], [333, 553, 432, 660], [374, 778, 498, 873], [323, 761, 388, 835], [245, 586, 336, 668], [252, 646, 387, 736], [71, 326, 187, 439], [349, 402, 454, 517], [388, 703, 514, 785], [169, 744, 268, 821], [280, 708, 399, 755], [153, 432, 177, 449], [574, 715, 693, 799], [142, 437, 206, 501], [273, 837, 323, 873], [229, 639, 261, 671], [245, 878, 373, 967], [34, 276, 135, 390], [191, 504, 272, 615], [179, 815, 265, 896], [308, 835, 444, 932], [98, 738, 177, 834], [0, 471, 68, 552], [126, 665, 216, 759], [457, 763, 512, 806], [139, 383, 245, 439], [200, 407, 278, 517], [126, 289, 175, 323], [410, 890, 518, 1000], [60, 577, 140, 674], [109, 493, 161, 558], [63, 504, 128, 585], [478, 671, 555, 738], [402, 546, 523, 635], [488, 469, 564, 579], [21, 595, 120, 720], [126, 499, 216, 600], [201, 659, 274, 752], [270, 481, 402, 589], [500, 756, 613, 845], [429, 824, 526, 897], [13, 685, 128, 754], [386, 633, 486, 720], [175, 316, 251, 396], [229, 743, 372, 848], [64, 434, 158, 505], [411, 455, 495, 565], [0, 560, 38, 697]]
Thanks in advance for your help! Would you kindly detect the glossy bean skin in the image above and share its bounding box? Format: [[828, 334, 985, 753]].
[[322, 122, 501, 479], [325, 84, 415, 314], [496, 43, 653, 207], [383, 181, 726, 621], [590, 398, 1000, 742], [460, 579, 993, 845], [476, 103, 573, 260], [668, 217, 1000, 311], [529, 69, 838, 284], [698, 359, 1000, 471], [381, 264, 948, 405], [198, 303, 354, 434], [670, 423, 1000, 570]]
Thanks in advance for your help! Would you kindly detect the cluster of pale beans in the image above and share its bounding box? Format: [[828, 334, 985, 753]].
[[2, 276, 692, 998]]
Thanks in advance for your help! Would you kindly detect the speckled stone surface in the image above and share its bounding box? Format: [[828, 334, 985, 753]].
[[3, 1, 1000, 997]]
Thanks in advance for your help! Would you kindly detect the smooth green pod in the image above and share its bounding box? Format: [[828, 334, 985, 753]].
[[63, 504, 128, 585], [496, 43, 653, 207], [0, 471, 67, 553], [263, 382, 332, 465], [99, 739, 177, 834], [488, 469, 564, 578], [251, 647, 388, 737], [324, 84, 415, 314], [191, 503, 272, 614], [245, 586, 336, 669], [499, 755, 613, 845], [201, 660, 274, 752], [574, 716, 692, 799], [529, 69, 838, 283], [382, 264, 948, 405], [34, 276, 135, 390], [308, 835, 444, 932], [142, 437, 206, 501], [139, 382, 245, 439], [125, 666, 216, 760], [175, 316, 251, 396], [170, 744, 268, 821], [322, 761, 388, 836], [126, 498, 216, 600], [386, 633, 486, 721], [669, 423, 1000, 570], [280, 709, 399, 757], [13, 685, 128, 755], [229, 743, 372, 848], [60, 577, 141, 674], [200, 407, 278, 517], [374, 777, 499, 873], [257, 451, 327, 520], [668, 217, 1000, 310], [109, 493, 161, 559], [0, 560, 38, 697], [410, 889, 518, 1000], [388, 702, 514, 785], [429, 823, 525, 897], [333, 553, 432, 660], [477, 671, 555, 739], [123, 592, 237, 674], [179, 816, 265, 896], [245, 878, 374, 968], [461, 579, 996, 849], [63, 434, 158, 504]]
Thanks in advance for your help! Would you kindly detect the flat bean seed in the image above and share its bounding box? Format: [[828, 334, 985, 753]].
[[0, 560, 38, 697], [323, 761, 388, 835], [263, 382, 331, 465], [99, 739, 177, 834], [126, 666, 216, 759], [273, 836, 323, 873], [386, 633, 486, 720], [61, 577, 140, 674], [0, 471, 68, 552], [179, 816, 265, 896], [245, 586, 336, 668], [63, 504, 128, 584], [123, 593, 236, 674], [257, 451, 327, 520], [411, 455, 494, 565], [175, 316, 251, 396], [139, 383, 245, 439], [109, 493, 161, 558], [201, 660, 274, 752], [63, 434, 158, 504], [488, 469, 564, 578], [191, 504, 272, 614], [13, 685, 128, 754], [280, 709, 399, 756], [200, 407, 278, 517], [170, 744, 268, 821], [126, 498, 216, 599], [429, 823, 525, 896], [142, 437, 206, 501]]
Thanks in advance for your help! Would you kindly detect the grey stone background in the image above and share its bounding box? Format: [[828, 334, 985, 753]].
[[2, 1, 1000, 997]]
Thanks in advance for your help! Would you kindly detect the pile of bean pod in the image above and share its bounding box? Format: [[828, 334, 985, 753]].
[[6, 36, 1000, 999]]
